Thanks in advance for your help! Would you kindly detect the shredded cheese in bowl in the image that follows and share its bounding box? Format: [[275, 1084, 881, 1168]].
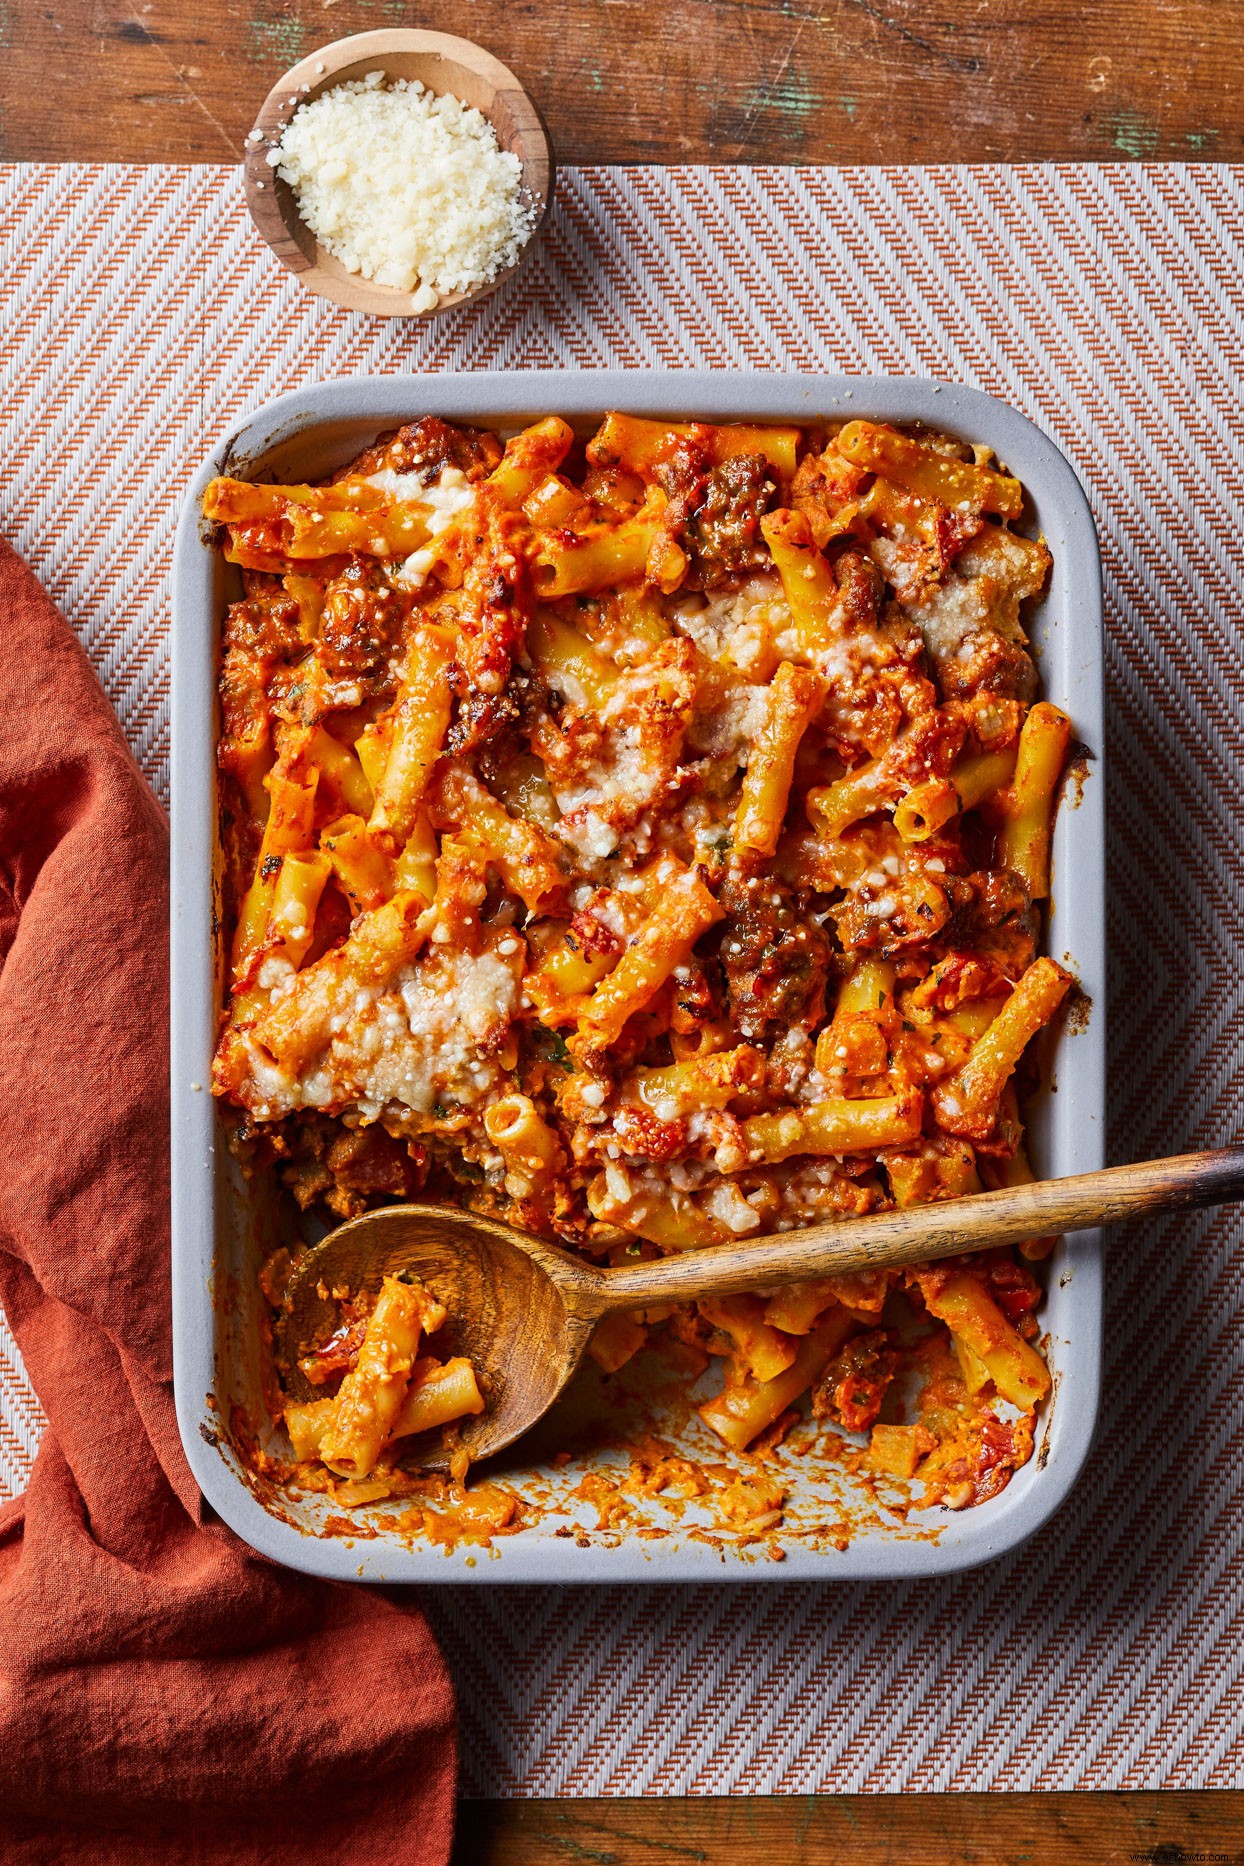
[[267, 70, 536, 310]]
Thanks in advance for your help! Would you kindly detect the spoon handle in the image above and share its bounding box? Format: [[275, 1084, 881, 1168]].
[[594, 1146, 1244, 1312]]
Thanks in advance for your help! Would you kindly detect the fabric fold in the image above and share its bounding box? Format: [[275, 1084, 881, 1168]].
[[0, 539, 456, 1865]]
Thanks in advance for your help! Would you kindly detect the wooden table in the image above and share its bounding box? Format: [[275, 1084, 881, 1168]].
[[4, 0, 1242, 164], [455, 1794, 1244, 1861], [6, 0, 1242, 1857]]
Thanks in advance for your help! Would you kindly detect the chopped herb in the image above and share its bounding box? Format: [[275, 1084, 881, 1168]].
[[432, 1100, 449, 1119], [626, 1241, 643, 1257], [532, 1026, 575, 1072], [902, 1020, 915, 1032]]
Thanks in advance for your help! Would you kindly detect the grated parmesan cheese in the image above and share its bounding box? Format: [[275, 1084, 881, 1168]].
[[371, 464, 478, 589], [268, 72, 535, 307], [704, 1181, 764, 1235]]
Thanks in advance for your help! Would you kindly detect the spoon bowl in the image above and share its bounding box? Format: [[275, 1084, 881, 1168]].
[[280, 1146, 1244, 1472], [280, 1204, 602, 1468], [243, 29, 554, 318]]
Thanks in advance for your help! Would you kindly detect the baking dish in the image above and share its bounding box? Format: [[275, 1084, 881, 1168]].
[[171, 370, 1105, 1581]]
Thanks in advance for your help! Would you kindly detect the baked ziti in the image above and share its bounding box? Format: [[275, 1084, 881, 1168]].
[[206, 409, 1074, 1510]]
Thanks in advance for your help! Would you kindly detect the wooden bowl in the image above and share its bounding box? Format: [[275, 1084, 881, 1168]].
[[243, 29, 553, 319]]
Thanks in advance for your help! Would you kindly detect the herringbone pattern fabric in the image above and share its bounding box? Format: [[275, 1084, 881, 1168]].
[[1, 161, 1241, 1793]]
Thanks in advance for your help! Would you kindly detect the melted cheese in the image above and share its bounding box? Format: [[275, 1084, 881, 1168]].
[[238, 945, 520, 1125]]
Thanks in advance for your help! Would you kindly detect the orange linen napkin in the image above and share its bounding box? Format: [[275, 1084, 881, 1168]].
[[0, 540, 457, 1865]]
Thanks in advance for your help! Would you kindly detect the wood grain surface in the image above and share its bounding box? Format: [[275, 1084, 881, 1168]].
[[454, 1792, 1244, 1863], [3, 0, 1242, 165], [598, 1146, 1244, 1306]]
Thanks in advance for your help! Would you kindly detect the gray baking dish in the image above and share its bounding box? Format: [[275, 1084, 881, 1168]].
[[171, 371, 1105, 1582]]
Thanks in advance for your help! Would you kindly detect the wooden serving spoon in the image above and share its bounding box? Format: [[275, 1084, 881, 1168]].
[[280, 1146, 1244, 1470]]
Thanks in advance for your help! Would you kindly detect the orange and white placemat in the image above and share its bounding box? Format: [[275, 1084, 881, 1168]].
[[2, 161, 1241, 1794]]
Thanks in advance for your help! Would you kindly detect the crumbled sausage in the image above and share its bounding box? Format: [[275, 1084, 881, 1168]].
[[812, 1330, 898, 1431], [717, 872, 831, 1040], [656, 448, 777, 584], [337, 416, 502, 484], [318, 561, 407, 689]]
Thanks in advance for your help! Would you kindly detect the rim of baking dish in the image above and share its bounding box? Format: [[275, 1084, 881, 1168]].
[[171, 370, 1105, 1583]]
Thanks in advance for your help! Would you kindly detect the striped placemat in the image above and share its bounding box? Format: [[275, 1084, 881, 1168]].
[[1, 160, 1241, 1794]]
